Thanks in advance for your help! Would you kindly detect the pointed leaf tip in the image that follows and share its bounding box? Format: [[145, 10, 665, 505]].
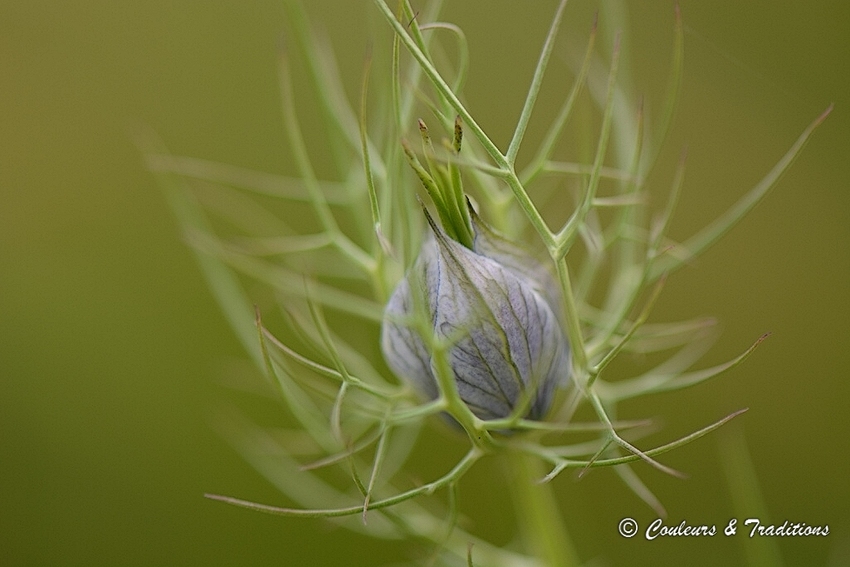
[[816, 103, 834, 125]]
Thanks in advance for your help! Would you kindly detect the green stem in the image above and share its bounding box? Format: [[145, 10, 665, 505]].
[[505, 451, 580, 567], [375, 0, 561, 252], [554, 256, 587, 372], [506, 0, 569, 166]]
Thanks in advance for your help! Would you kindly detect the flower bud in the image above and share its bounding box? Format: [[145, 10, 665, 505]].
[[381, 211, 570, 421]]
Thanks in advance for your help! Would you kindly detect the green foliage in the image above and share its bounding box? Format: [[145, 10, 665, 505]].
[[145, 0, 830, 564]]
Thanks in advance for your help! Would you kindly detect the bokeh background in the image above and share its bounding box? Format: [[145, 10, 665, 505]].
[[2, 1, 848, 565]]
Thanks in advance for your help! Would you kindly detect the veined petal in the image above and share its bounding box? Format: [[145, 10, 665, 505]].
[[381, 211, 570, 421], [468, 207, 563, 319]]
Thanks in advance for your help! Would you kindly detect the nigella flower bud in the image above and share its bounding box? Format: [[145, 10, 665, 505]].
[[381, 211, 570, 421]]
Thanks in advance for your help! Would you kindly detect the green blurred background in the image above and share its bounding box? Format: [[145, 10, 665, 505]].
[[1, 1, 847, 565]]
